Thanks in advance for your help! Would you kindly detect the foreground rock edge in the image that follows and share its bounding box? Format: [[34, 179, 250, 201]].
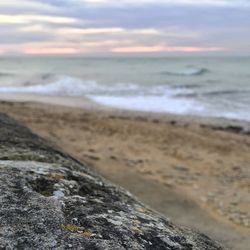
[[0, 113, 224, 249]]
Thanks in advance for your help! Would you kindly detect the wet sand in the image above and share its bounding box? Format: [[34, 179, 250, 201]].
[[0, 95, 250, 249]]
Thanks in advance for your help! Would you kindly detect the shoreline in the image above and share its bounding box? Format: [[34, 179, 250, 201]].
[[1, 93, 250, 130], [0, 95, 250, 249]]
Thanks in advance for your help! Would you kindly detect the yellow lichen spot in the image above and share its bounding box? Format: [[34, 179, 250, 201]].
[[136, 207, 147, 213], [80, 231, 93, 238], [62, 224, 84, 232], [62, 224, 93, 238], [133, 219, 141, 225], [130, 226, 142, 234], [49, 173, 66, 180]]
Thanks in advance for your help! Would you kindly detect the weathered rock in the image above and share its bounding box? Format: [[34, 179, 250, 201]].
[[0, 113, 224, 249]]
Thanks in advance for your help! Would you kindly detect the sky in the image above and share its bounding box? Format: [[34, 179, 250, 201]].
[[0, 0, 249, 55]]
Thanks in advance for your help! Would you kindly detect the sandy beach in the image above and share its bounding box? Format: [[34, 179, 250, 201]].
[[1, 94, 250, 249]]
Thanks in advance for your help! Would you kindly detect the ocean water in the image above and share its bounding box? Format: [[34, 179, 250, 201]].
[[0, 56, 249, 121]]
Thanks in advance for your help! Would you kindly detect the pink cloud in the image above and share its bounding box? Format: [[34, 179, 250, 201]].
[[0, 43, 83, 55], [0, 43, 225, 55], [112, 46, 225, 53]]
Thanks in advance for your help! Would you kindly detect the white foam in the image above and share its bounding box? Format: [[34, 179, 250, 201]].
[[0, 76, 194, 98], [221, 111, 250, 122], [89, 95, 204, 114]]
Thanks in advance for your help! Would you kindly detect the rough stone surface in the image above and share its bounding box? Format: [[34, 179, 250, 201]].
[[0, 113, 224, 249]]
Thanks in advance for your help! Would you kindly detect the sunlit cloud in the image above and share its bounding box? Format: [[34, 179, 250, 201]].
[[0, 15, 77, 25], [130, 29, 162, 35], [0, 0, 54, 9], [19, 24, 46, 32], [56, 27, 124, 35], [55, 27, 164, 37]]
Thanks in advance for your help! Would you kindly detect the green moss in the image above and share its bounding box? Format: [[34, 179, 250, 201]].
[[40, 190, 53, 197]]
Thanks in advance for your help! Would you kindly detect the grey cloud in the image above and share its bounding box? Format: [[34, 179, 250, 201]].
[[0, 0, 250, 52], [0, 2, 57, 16], [0, 32, 54, 44], [74, 5, 250, 30], [0, 23, 55, 44], [63, 4, 250, 51]]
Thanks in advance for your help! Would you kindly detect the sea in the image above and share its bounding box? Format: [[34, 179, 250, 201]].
[[0, 56, 249, 121]]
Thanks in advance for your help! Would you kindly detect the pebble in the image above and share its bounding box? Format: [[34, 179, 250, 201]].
[[72, 218, 78, 224], [243, 219, 249, 227]]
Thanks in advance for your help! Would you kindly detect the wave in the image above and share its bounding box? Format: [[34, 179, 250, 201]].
[[0, 76, 141, 96], [205, 79, 221, 84], [172, 83, 202, 89], [1, 75, 250, 122], [161, 67, 209, 76], [0, 76, 199, 98], [203, 89, 250, 97], [1, 75, 245, 100], [40, 73, 54, 80], [175, 89, 250, 99], [0, 77, 92, 96], [175, 93, 198, 98]]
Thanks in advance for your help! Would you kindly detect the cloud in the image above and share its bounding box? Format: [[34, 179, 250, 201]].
[[111, 45, 225, 53], [0, 15, 77, 24], [76, 0, 250, 7], [0, 1, 57, 15], [0, 0, 249, 54]]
